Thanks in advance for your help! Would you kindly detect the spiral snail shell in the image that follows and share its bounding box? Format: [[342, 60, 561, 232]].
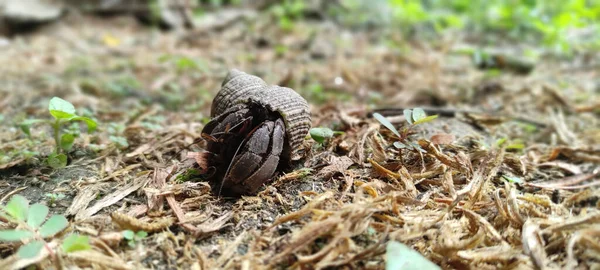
[[201, 69, 311, 195], [210, 69, 311, 159]]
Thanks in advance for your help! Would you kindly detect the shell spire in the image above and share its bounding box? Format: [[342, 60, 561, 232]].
[[209, 69, 311, 160]]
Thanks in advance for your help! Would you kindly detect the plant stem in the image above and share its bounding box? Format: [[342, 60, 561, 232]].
[[53, 120, 61, 154]]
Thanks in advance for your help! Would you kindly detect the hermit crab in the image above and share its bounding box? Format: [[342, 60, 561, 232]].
[[201, 69, 311, 196]]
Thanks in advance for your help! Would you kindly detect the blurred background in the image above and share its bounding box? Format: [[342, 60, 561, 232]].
[[1, 0, 599, 163], [2, 0, 599, 104]]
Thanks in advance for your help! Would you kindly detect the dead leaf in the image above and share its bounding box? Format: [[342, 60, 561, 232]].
[[538, 161, 582, 175], [111, 211, 175, 233], [191, 211, 233, 237], [522, 220, 548, 270], [317, 156, 354, 179], [67, 250, 132, 270], [0, 158, 25, 170], [430, 133, 455, 145], [66, 186, 99, 217], [76, 179, 147, 220]]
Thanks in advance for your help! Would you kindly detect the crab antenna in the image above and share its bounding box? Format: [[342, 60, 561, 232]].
[[218, 136, 248, 196], [217, 119, 268, 196], [210, 116, 253, 138]]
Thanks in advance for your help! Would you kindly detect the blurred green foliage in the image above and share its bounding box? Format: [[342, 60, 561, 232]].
[[336, 0, 600, 54], [270, 0, 306, 31], [196, 0, 598, 54]]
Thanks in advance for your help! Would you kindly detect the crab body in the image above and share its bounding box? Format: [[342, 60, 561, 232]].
[[201, 70, 311, 196]]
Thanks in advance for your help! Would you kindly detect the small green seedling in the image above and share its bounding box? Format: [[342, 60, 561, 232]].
[[122, 230, 148, 248], [20, 97, 97, 168], [495, 137, 525, 151], [310, 127, 334, 144], [61, 233, 91, 253], [309, 127, 344, 145], [45, 193, 66, 206], [107, 123, 129, 149], [373, 108, 438, 152], [502, 174, 524, 184], [0, 195, 69, 259]]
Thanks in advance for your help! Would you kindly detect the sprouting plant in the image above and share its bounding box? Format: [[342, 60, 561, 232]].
[[61, 233, 92, 253], [309, 127, 334, 144], [0, 195, 91, 260], [0, 195, 69, 258], [309, 127, 344, 146], [502, 174, 524, 184], [107, 123, 129, 149], [477, 137, 526, 152], [20, 97, 97, 168], [122, 230, 148, 248], [373, 108, 438, 152], [495, 137, 526, 151], [45, 193, 66, 206]]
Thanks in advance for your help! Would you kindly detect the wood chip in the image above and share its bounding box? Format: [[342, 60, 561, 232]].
[[76, 179, 147, 220]]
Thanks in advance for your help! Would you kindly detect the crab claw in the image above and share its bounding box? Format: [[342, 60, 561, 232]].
[[219, 118, 285, 195], [201, 103, 287, 196]]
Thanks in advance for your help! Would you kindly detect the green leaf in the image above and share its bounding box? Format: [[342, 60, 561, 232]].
[[17, 240, 45, 259], [412, 108, 427, 122], [495, 137, 507, 147], [386, 241, 440, 270], [70, 116, 98, 133], [309, 127, 334, 144], [20, 124, 31, 137], [19, 119, 47, 137], [27, 204, 49, 229], [502, 175, 524, 184], [47, 153, 67, 169], [520, 123, 538, 133], [373, 113, 401, 138], [39, 215, 68, 238], [4, 195, 29, 221], [412, 115, 438, 125], [403, 109, 413, 125], [393, 141, 407, 149], [109, 136, 129, 148], [45, 193, 66, 202], [0, 230, 34, 241], [506, 142, 525, 150], [135, 231, 148, 240], [61, 234, 91, 253], [49, 97, 77, 120], [407, 141, 427, 153], [122, 230, 135, 240], [60, 134, 75, 151]]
